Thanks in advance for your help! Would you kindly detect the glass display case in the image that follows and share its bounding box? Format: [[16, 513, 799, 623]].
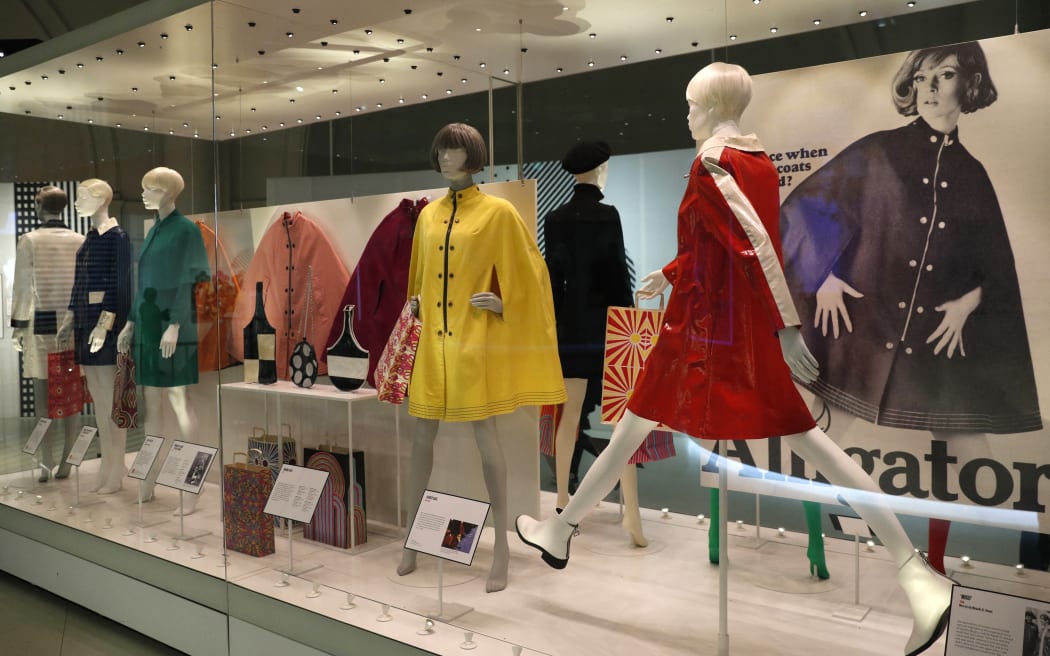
[[0, 2, 1047, 655]]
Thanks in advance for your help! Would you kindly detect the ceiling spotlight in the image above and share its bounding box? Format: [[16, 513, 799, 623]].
[[770, 26, 778, 33], [41, 75, 48, 80], [131, 86, 138, 92], [57, 114, 63, 119], [460, 78, 467, 83], [334, 111, 341, 116], [291, 7, 300, 13], [397, 38, 405, 44], [297, 118, 303, 123], [752, 0, 760, 4], [315, 114, 321, 119], [185, 24, 193, 31], [289, 99, 296, 103], [813, 18, 822, 25], [320, 43, 328, 48], [906, 0, 916, 5], [279, 122, 285, 126], [479, 62, 486, 68], [379, 78, 385, 83], [654, 48, 662, 54], [398, 97, 405, 103], [116, 49, 124, 55], [160, 33, 168, 39], [365, 29, 373, 35], [587, 60, 595, 67], [194, 132, 199, 138], [168, 129, 174, 135], [620, 55, 627, 61], [258, 50, 265, 55], [96, 56, 103, 61], [588, 33, 596, 39], [330, 18, 338, 25], [475, 27, 481, 32], [331, 89, 338, 94], [729, 34, 738, 40], [245, 129, 251, 133], [247, 22, 255, 27], [229, 130, 235, 136], [556, 67, 563, 73], [502, 68, 509, 74], [76, 62, 84, 68], [426, 47, 433, 52], [859, 10, 868, 16], [169, 75, 176, 80], [295, 85, 304, 92], [115, 122, 122, 127], [666, 17, 673, 23], [183, 122, 189, 127], [262, 125, 268, 130], [87, 118, 94, 123], [215, 115, 220, 119], [421, 93, 428, 99], [212, 63, 218, 69], [137, 41, 145, 47], [286, 32, 294, 38], [375, 103, 382, 108], [352, 49, 360, 54], [445, 89, 452, 94]]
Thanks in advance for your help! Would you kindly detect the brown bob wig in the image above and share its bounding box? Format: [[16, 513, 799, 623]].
[[891, 41, 997, 117], [430, 123, 487, 174]]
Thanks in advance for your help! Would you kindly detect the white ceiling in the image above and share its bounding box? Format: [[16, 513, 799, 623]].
[[0, 0, 971, 140]]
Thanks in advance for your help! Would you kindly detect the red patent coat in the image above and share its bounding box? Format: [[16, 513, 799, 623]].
[[627, 134, 816, 440]]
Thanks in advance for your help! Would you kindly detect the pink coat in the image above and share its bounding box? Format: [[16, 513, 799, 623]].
[[232, 211, 350, 379]]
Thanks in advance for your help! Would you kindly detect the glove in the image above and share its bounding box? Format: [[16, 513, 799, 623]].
[[117, 321, 134, 355]]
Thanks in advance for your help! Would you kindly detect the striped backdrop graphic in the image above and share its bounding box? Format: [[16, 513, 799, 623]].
[[15, 181, 89, 418]]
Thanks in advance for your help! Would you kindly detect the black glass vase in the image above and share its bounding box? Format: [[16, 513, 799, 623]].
[[326, 304, 369, 391]]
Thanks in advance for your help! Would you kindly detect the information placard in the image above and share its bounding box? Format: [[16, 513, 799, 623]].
[[128, 435, 164, 480], [403, 489, 491, 566], [22, 418, 52, 455], [946, 585, 1050, 656], [65, 426, 98, 466], [155, 441, 217, 494], [263, 464, 329, 523]]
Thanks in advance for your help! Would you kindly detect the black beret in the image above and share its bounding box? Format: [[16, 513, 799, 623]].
[[561, 141, 611, 174]]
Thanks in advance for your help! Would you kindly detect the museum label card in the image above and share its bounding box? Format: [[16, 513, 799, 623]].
[[65, 426, 98, 466], [127, 435, 165, 480], [264, 465, 329, 523], [156, 441, 218, 494], [403, 489, 490, 566], [22, 418, 52, 455]]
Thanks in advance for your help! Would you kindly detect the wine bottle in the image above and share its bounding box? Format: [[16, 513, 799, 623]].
[[244, 281, 277, 384]]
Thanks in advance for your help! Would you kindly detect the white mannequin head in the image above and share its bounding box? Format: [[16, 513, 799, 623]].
[[430, 123, 486, 190], [75, 179, 113, 218], [574, 160, 609, 191], [141, 166, 184, 217], [685, 62, 752, 142], [35, 185, 68, 220]]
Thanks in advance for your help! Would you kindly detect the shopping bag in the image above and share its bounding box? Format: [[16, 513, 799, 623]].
[[222, 452, 275, 557], [374, 300, 422, 404], [111, 351, 139, 429], [248, 424, 297, 484], [46, 350, 86, 419], [302, 446, 367, 548], [600, 294, 667, 427]]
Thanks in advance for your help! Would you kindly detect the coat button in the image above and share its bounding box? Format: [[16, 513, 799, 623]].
[[919, 216, 928, 224], [940, 180, 949, 188], [438, 273, 443, 279], [938, 221, 946, 229], [447, 331, 453, 336], [916, 306, 924, 314], [922, 177, 929, 185], [449, 273, 454, 278], [438, 245, 444, 251], [437, 302, 442, 307], [437, 330, 443, 336], [909, 259, 917, 267], [929, 135, 938, 143], [447, 301, 453, 307], [898, 301, 906, 309], [885, 342, 894, 350], [449, 245, 455, 251], [905, 347, 914, 354], [926, 264, 933, 271]]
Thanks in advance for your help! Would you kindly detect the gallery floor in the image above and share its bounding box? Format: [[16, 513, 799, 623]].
[[2, 455, 1048, 656]]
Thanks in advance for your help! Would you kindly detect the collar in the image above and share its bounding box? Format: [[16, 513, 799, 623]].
[[910, 116, 958, 147], [40, 218, 66, 228], [572, 183, 604, 202], [699, 133, 765, 154], [94, 217, 118, 235], [445, 185, 482, 204]]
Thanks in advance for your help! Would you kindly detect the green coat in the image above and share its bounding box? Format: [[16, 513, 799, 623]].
[[130, 209, 210, 387]]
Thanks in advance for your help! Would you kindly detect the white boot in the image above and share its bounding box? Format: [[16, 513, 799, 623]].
[[515, 515, 577, 569], [898, 551, 955, 655]]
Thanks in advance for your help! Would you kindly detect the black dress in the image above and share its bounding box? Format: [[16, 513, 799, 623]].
[[780, 117, 1041, 434], [68, 223, 132, 367]]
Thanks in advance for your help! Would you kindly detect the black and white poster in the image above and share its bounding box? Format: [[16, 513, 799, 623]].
[[945, 585, 1050, 656]]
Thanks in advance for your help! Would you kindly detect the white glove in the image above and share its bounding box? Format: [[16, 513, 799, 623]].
[[777, 327, 819, 383], [638, 270, 670, 299], [117, 321, 134, 355], [88, 326, 109, 353], [160, 323, 179, 359], [11, 327, 27, 352], [470, 292, 503, 314]]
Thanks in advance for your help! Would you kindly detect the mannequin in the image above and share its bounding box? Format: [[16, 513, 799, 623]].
[[11, 186, 84, 481], [57, 179, 132, 493], [515, 63, 954, 656], [117, 167, 210, 514], [398, 123, 566, 593], [543, 142, 647, 546]]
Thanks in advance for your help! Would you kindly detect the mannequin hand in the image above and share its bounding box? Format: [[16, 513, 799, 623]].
[[814, 272, 863, 338], [88, 326, 108, 354], [56, 314, 74, 347], [11, 327, 27, 352], [410, 296, 420, 318], [638, 270, 669, 299], [160, 323, 179, 359], [777, 327, 819, 383], [926, 286, 981, 359], [470, 292, 503, 314], [117, 321, 134, 355]]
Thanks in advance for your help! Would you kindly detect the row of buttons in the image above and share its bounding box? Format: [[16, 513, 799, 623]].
[[885, 342, 917, 355]]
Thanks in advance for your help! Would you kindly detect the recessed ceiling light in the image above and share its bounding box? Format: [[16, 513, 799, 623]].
[[587, 60, 595, 67], [315, 114, 322, 119], [475, 27, 481, 32], [620, 55, 627, 61], [280, 122, 286, 126], [317, 66, 323, 70], [116, 122, 122, 127], [752, 0, 760, 4], [96, 56, 103, 61], [355, 107, 362, 112], [169, 75, 176, 80], [588, 33, 596, 39], [87, 118, 93, 123], [137, 41, 145, 48], [375, 104, 382, 108], [813, 18, 822, 25], [116, 49, 124, 55], [330, 19, 338, 25], [479, 62, 486, 68], [502, 68, 509, 75], [461, 78, 467, 83], [245, 129, 252, 133], [185, 24, 193, 31], [76, 62, 84, 68], [365, 29, 373, 35], [556, 67, 563, 73], [212, 63, 218, 69], [859, 10, 868, 16], [289, 99, 296, 103], [666, 17, 673, 23], [654, 48, 662, 54], [194, 132, 199, 138], [215, 115, 220, 119], [144, 126, 149, 131], [421, 93, 428, 99], [183, 122, 189, 127], [397, 38, 405, 44], [168, 129, 174, 134], [286, 32, 294, 38], [131, 86, 138, 92], [398, 97, 405, 104], [160, 33, 168, 39], [770, 26, 778, 33], [729, 34, 738, 40], [229, 130, 235, 137], [906, 1, 916, 6], [57, 114, 63, 119], [445, 89, 452, 94], [296, 85, 304, 92], [334, 111, 341, 115], [297, 118, 303, 123], [379, 78, 385, 83], [262, 125, 268, 130], [41, 75, 48, 80]]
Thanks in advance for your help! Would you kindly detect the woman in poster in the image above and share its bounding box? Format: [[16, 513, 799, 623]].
[[779, 41, 1042, 572]]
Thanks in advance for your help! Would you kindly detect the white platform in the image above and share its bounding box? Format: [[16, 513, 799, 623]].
[[2, 456, 1048, 656]]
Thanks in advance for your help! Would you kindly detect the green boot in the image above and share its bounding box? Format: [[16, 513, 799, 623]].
[[804, 501, 830, 580]]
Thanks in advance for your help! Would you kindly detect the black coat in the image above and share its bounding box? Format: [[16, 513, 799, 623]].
[[781, 118, 1041, 434], [544, 184, 633, 381]]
